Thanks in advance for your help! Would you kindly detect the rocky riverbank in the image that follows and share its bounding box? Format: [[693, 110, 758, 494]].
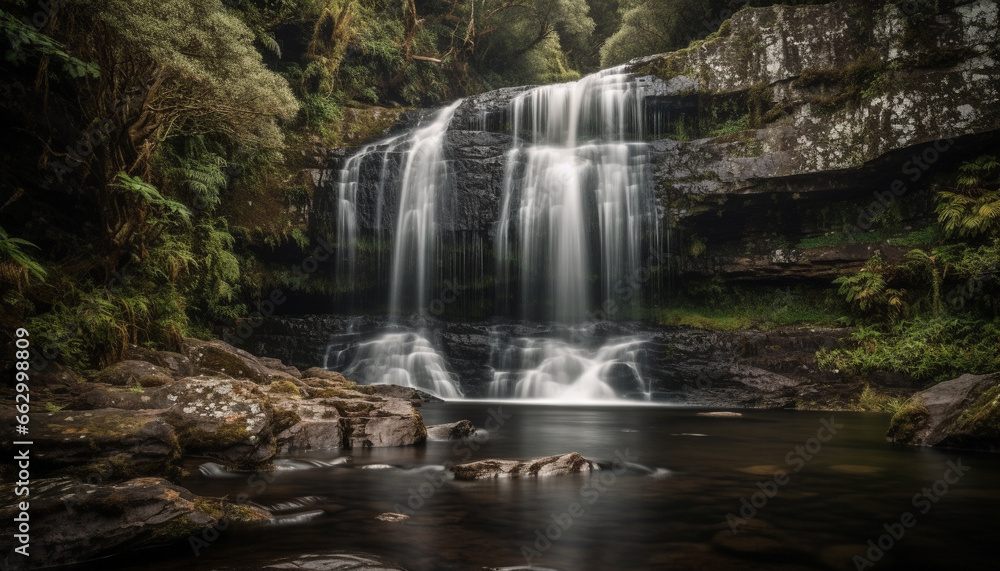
[[0, 338, 433, 567]]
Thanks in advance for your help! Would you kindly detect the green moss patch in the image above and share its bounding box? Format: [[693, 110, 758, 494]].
[[886, 398, 930, 442]]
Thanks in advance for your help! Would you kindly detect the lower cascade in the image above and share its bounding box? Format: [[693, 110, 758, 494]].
[[486, 334, 649, 400], [334, 331, 463, 399]]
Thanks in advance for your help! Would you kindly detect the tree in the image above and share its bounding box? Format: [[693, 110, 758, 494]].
[[599, 0, 716, 67]]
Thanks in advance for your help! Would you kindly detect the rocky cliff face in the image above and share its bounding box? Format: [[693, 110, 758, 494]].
[[311, 0, 999, 288]]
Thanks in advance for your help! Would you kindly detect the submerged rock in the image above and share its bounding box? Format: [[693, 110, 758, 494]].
[[886, 373, 1000, 452], [451, 452, 596, 480], [426, 419, 476, 440], [218, 552, 408, 570], [0, 477, 267, 568]]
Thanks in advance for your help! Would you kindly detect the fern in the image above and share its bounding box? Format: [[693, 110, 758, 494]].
[[936, 154, 1000, 237], [0, 226, 47, 287]]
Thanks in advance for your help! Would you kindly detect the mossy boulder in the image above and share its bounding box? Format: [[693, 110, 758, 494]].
[[272, 398, 342, 454], [9, 408, 182, 481], [161, 377, 278, 469], [0, 477, 268, 567], [887, 373, 1000, 452], [94, 360, 174, 388], [124, 345, 195, 378], [182, 338, 297, 385], [269, 378, 427, 451]]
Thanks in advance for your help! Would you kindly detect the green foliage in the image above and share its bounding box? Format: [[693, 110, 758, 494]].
[[936, 155, 1000, 238], [0, 8, 99, 78], [817, 317, 1000, 383], [834, 251, 908, 323], [0, 226, 47, 288], [76, 0, 299, 148], [653, 284, 847, 330], [600, 0, 716, 67], [853, 384, 907, 414]]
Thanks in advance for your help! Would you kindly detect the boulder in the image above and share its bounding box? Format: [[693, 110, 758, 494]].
[[0, 477, 267, 568], [426, 420, 476, 440], [356, 383, 442, 404], [260, 356, 302, 378], [272, 399, 341, 454], [21, 408, 181, 481], [451, 452, 596, 480], [886, 373, 1000, 452], [333, 396, 427, 449], [181, 338, 297, 384], [93, 360, 174, 387], [124, 345, 195, 378], [68, 384, 167, 411], [161, 377, 279, 468], [30, 361, 84, 395]]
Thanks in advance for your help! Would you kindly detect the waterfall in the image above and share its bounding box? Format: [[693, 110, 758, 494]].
[[388, 100, 462, 318], [342, 331, 463, 399], [486, 333, 649, 401], [495, 66, 661, 323], [328, 66, 663, 400]]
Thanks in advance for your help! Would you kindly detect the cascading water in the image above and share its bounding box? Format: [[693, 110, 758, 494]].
[[388, 100, 462, 318], [328, 103, 465, 399], [495, 66, 661, 323], [486, 333, 649, 401], [340, 331, 462, 399], [327, 67, 664, 401], [487, 66, 660, 399]]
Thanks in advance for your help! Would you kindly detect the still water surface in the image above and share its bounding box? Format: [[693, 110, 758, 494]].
[[102, 403, 1000, 570]]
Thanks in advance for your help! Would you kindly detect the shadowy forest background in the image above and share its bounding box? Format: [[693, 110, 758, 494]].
[[0, 0, 996, 393]]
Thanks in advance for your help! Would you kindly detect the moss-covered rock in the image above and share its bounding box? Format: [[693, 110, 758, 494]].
[[6, 408, 183, 482], [0, 477, 268, 567], [161, 377, 277, 469], [94, 360, 175, 388], [182, 338, 297, 384], [124, 345, 195, 378], [886, 372, 1000, 452]]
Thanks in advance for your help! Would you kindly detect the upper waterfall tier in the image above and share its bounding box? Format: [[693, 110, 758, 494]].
[[328, 66, 664, 321], [494, 67, 662, 323]]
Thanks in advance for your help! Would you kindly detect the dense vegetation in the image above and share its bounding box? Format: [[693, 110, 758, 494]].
[[0, 0, 767, 370], [0, 0, 996, 393]]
